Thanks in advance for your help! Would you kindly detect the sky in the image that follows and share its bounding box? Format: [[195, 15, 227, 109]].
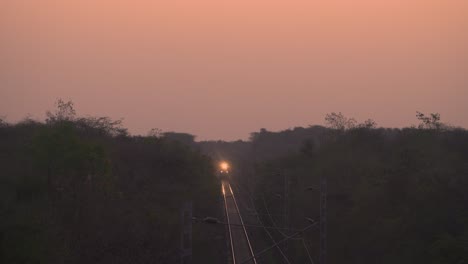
[[1, 0, 467, 141]]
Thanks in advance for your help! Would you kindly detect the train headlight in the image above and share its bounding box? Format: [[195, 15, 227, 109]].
[[220, 162, 229, 171]]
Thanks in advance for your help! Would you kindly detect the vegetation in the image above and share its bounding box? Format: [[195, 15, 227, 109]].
[[0, 100, 223, 264], [2, 103, 467, 264], [249, 113, 468, 264]]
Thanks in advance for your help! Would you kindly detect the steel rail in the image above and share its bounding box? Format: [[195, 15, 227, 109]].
[[223, 181, 237, 264], [225, 182, 258, 264]]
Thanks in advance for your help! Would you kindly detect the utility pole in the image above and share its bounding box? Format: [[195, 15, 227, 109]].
[[283, 173, 290, 253], [180, 201, 192, 264], [319, 175, 327, 264]]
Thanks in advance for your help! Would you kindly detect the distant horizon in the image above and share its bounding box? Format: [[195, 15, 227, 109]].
[[1, 2, 467, 264], [2, 1, 467, 141], [2, 105, 464, 142]]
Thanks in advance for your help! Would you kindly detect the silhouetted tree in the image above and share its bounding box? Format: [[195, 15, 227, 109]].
[[0, 101, 222, 264], [416, 111, 445, 130], [325, 112, 357, 130], [76, 116, 128, 136], [147, 128, 163, 138], [46, 99, 76, 123], [0, 116, 7, 127], [254, 125, 468, 264], [163, 132, 195, 145], [358, 119, 377, 129]]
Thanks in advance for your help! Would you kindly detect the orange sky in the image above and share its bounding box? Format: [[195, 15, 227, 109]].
[[1, 0, 467, 140]]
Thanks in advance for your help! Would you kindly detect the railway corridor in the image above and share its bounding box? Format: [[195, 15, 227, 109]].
[[222, 181, 257, 264]]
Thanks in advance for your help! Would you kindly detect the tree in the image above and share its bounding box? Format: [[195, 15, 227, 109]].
[[416, 111, 444, 130], [325, 113, 377, 130], [46, 99, 76, 123], [163, 132, 195, 145], [0, 116, 7, 127], [325, 112, 357, 130], [32, 123, 110, 192], [300, 139, 315, 156], [76, 116, 128, 137], [358, 119, 377, 129], [147, 128, 163, 138]]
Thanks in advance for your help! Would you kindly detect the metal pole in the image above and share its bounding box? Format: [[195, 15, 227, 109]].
[[319, 175, 327, 264], [180, 201, 192, 264], [283, 173, 290, 253]]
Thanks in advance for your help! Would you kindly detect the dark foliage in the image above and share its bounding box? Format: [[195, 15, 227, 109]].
[[252, 127, 468, 264], [2, 103, 467, 264], [0, 105, 222, 263]]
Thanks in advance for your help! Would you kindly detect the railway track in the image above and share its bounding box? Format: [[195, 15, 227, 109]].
[[222, 180, 257, 264]]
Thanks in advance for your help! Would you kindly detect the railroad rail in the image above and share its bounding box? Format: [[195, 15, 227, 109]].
[[222, 180, 257, 264]]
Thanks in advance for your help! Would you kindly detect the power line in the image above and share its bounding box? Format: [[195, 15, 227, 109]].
[[301, 238, 315, 264], [261, 195, 287, 237], [240, 222, 318, 264], [262, 194, 317, 264], [235, 180, 320, 264], [231, 182, 292, 264], [194, 217, 303, 232], [261, 189, 316, 264]]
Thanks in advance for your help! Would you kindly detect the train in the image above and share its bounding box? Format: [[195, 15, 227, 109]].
[[217, 161, 231, 181]]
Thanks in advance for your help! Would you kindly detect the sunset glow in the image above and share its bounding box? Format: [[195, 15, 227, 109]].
[[1, 2, 468, 263], [1, 0, 467, 140]]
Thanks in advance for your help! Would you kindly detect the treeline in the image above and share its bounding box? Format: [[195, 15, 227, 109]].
[[2, 101, 467, 264], [0, 101, 224, 264], [248, 114, 468, 264], [197, 112, 468, 263]]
